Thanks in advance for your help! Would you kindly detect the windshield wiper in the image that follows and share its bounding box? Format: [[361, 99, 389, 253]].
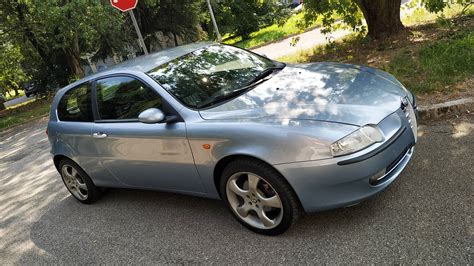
[[197, 88, 250, 109], [197, 64, 285, 109], [245, 65, 285, 87]]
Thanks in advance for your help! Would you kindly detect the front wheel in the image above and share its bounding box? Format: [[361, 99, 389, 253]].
[[220, 159, 302, 235]]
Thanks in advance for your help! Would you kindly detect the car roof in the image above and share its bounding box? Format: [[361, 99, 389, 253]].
[[64, 42, 213, 89]]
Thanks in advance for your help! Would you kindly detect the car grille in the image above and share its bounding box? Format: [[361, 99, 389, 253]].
[[403, 103, 417, 142]]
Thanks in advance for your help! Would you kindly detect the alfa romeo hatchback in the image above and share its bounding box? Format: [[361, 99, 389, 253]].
[[47, 42, 417, 235]]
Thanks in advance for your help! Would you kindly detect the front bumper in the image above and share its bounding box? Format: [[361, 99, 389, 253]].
[[275, 109, 416, 213]]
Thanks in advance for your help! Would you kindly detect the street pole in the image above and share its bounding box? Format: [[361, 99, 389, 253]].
[[206, 0, 222, 42], [128, 10, 149, 55]]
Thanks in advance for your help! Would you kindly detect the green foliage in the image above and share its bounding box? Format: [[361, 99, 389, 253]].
[[136, 0, 204, 42], [0, 0, 129, 93], [420, 0, 472, 13], [302, 0, 365, 35], [0, 42, 27, 95], [209, 0, 289, 40]]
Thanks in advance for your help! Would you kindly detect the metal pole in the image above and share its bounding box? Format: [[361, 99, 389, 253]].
[[206, 0, 222, 42], [128, 10, 149, 55]]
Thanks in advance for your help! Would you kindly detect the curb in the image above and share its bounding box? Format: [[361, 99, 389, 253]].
[[418, 97, 473, 122]]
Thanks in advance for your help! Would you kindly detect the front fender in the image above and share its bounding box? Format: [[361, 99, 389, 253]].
[[186, 119, 357, 196]]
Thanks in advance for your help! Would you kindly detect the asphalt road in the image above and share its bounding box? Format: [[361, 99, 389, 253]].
[[0, 115, 472, 264]]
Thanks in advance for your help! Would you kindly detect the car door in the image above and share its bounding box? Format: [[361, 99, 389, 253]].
[[55, 82, 103, 180], [91, 75, 204, 193]]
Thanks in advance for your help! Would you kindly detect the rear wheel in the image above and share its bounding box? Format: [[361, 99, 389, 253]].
[[220, 159, 302, 235], [59, 158, 101, 204]]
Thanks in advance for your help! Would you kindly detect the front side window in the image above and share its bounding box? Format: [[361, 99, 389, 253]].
[[95, 76, 163, 120], [57, 83, 93, 122], [148, 45, 280, 109]]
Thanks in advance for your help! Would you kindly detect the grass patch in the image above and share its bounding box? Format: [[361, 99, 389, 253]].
[[388, 30, 473, 93], [0, 99, 50, 131], [277, 12, 474, 95], [224, 11, 321, 49], [402, 4, 472, 26], [4, 89, 25, 101]]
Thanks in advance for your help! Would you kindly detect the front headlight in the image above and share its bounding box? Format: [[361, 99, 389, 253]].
[[330, 125, 384, 157]]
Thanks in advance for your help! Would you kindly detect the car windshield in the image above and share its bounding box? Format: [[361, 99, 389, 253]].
[[147, 45, 283, 109]]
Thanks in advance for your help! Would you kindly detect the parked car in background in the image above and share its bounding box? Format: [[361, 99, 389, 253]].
[[47, 42, 417, 235], [23, 82, 38, 97]]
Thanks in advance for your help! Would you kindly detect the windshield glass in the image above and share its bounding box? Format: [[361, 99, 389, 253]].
[[147, 45, 278, 109]]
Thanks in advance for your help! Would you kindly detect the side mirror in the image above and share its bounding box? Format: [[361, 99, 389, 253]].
[[138, 108, 165, 124]]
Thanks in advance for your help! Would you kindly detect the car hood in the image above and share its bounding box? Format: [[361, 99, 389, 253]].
[[199, 62, 408, 126]]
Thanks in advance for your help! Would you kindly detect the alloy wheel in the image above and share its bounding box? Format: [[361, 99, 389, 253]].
[[226, 172, 283, 229], [61, 164, 88, 200]]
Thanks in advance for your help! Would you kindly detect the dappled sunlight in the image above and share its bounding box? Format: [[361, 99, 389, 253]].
[[452, 121, 473, 138], [0, 119, 66, 263], [201, 63, 404, 126]]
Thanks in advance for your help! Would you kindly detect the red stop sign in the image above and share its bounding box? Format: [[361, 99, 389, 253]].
[[110, 0, 137, 12]]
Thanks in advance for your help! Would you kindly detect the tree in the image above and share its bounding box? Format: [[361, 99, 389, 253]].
[[0, 42, 27, 97], [135, 0, 205, 49], [303, 0, 463, 39], [0, 0, 128, 93], [29, 0, 128, 78], [207, 0, 287, 40]]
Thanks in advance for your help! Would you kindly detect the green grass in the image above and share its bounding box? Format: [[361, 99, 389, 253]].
[[223, 12, 321, 49], [387, 30, 474, 93], [4, 89, 25, 101], [0, 99, 50, 131], [402, 4, 473, 26]]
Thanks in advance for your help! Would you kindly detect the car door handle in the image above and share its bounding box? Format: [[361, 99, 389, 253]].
[[92, 132, 108, 139]]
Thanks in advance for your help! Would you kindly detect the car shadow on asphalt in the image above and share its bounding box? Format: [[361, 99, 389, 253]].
[[25, 184, 392, 263]]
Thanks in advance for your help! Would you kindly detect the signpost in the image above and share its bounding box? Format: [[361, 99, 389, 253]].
[[110, 0, 149, 55], [206, 0, 222, 42]]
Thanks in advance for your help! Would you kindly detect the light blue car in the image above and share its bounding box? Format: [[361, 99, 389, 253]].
[[47, 43, 417, 235]]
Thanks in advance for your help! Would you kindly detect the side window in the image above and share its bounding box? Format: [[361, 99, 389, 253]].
[[96, 76, 163, 120], [57, 83, 93, 122]]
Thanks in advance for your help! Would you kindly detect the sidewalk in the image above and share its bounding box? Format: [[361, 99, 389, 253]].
[[251, 27, 350, 59]]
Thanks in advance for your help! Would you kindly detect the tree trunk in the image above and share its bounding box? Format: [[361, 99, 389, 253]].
[[354, 0, 404, 39], [64, 34, 85, 78]]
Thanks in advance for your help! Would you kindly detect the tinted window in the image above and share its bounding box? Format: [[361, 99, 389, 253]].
[[57, 83, 93, 122], [96, 76, 163, 120], [147, 45, 277, 109]]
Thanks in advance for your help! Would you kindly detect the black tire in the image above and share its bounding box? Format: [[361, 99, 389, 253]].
[[59, 158, 102, 204], [220, 158, 302, 235]]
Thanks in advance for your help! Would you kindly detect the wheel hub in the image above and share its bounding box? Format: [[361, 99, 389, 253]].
[[226, 172, 283, 230]]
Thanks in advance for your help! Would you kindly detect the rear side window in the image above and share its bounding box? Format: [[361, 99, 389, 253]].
[[57, 83, 93, 122], [95, 76, 163, 120]]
